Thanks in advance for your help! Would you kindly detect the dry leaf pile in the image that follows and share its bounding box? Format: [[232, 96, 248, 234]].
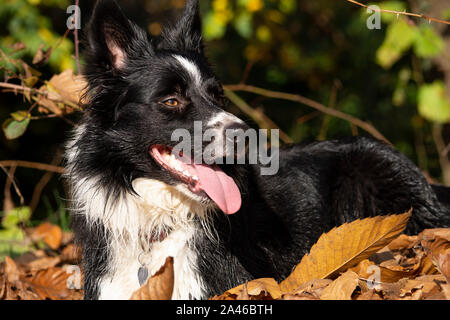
[[1, 211, 450, 300], [211, 211, 450, 300], [0, 222, 82, 300]]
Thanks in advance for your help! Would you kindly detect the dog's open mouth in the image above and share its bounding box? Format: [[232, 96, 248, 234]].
[[150, 145, 242, 215]]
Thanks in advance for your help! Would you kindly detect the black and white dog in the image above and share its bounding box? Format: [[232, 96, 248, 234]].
[[65, 0, 450, 300]]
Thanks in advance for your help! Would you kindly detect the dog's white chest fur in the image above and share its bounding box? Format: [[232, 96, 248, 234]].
[[98, 227, 204, 300], [65, 169, 211, 300]]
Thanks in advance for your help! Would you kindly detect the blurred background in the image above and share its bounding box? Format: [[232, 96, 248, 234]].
[[0, 0, 450, 259]]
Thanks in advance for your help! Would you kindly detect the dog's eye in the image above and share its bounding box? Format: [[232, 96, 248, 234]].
[[163, 98, 179, 107]]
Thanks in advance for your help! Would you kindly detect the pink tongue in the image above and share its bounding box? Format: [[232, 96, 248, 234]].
[[190, 163, 241, 215]]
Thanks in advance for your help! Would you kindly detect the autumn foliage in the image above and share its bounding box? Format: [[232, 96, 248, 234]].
[[1, 210, 449, 300]]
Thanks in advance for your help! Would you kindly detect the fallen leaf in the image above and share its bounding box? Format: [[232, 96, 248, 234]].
[[293, 278, 332, 298], [356, 290, 383, 300], [282, 293, 319, 300], [60, 244, 81, 264], [280, 210, 412, 292], [4, 256, 21, 283], [387, 234, 418, 251], [130, 257, 174, 300], [421, 235, 450, 282], [320, 270, 359, 300], [441, 284, 450, 300], [23, 267, 76, 300], [29, 222, 63, 250], [226, 278, 282, 300], [26, 256, 61, 271]]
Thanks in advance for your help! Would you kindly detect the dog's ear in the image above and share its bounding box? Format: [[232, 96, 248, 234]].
[[159, 0, 203, 53], [86, 0, 149, 70]]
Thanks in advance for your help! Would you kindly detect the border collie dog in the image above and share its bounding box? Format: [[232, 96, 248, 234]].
[[65, 0, 450, 300]]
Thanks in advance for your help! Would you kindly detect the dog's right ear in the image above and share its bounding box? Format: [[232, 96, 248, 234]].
[[86, 0, 148, 71]]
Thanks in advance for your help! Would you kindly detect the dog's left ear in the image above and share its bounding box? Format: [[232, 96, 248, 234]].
[[86, 0, 149, 71], [159, 0, 203, 53]]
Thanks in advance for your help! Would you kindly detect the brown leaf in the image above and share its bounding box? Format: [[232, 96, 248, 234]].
[[293, 278, 332, 298], [0, 274, 6, 299], [387, 234, 418, 251], [226, 278, 282, 300], [421, 235, 450, 282], [60, 244, 81, 264], [320, 270, 359, 300], [130, 257, 174, 300], [23, 267, 76, 300], [32, 43, 53, 66], [356, 290, 383, 300], [29, 222, 63, 250], [37, 70, 87, 114], [4, 256, 21, 283], [441, 284, 450, 300], [280, 210, 412, 292], [282, 293, 319, 300], [27, 256, 61, 271]]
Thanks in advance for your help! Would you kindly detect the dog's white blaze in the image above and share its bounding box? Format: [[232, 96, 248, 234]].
[[174, 55, 202, 86]]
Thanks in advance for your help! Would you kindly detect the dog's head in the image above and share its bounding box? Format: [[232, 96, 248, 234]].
[[75, 0, 249, 215]]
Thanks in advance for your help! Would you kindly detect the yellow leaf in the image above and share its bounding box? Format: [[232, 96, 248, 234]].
[[280, 210, 412, 292]]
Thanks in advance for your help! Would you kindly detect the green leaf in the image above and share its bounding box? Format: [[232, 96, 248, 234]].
[[418, 81, 450, 123], [413, 25, 444, 58], [203, 12, 227, 40], [0, 227, 31, 261], [2, 207, 32, 229], [2, 117, 30, 139], [234, 12, 253, 39], [376, 20, 416, 69]]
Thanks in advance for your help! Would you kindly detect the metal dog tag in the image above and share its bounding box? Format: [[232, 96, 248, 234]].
[[138, 266, 149, 286]]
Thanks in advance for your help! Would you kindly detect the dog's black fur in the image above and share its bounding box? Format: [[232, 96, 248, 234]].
[[68, 0, 450, 299]]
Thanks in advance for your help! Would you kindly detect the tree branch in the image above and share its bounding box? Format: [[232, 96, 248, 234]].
[[224, 84, 391, 145], [0, 161, 65, 174], [346, 0, 450, 26]]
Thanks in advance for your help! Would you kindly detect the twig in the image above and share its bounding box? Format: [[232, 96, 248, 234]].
[[29, 154, 62, 214], [0, 82, 48, 96], [0, 163, 24, 206], [346, 0, 450, 26], [3, 166, 16, 212], [224, 90, 294, 144], [318, 80, 340, 140], [240, 61, 254, 85], [224, 84, 391, 145], [442, 143, 450, 157], [0, 161, 65, 174]]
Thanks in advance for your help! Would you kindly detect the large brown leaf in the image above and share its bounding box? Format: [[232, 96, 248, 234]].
[[130, 257, 174, 300], [280, 210, 412, 292]]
